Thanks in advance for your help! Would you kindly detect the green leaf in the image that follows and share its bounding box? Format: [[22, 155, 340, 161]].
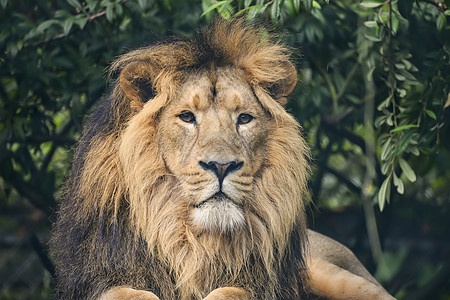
[[394, 73, 406, 81], [270, 0, 281, 22], [114, 2, 123, 16], [244, 0, 253, 7], [55, 9, 72, 18], [360, 1, 384, 8], [364, 21, 378, 28], [312, 0, 321, 9], [399, 158, 416, 183], [375, 115, 387, 128], [364, 33, 381, 42], [391, 13, 399, 35], [401, 59, 415, 71], [378, 175, 391, 211], [67, 0, 82, 9], [236, 4, 264, 17], [0, 0, 8, 9], [425, 109, 437, 120], [437, 13, 446, 31], [201, 1, 228, 17], [23, 28, 38, 42], [292, 0, 300, 13], [408, 146, 420, 156], [395, 130, 414, 155], [381, 161, 391, 176], [386, 115, 393, 126], [393, 172, 404, 194], [390, 124, 417, 133], [202, 0, 212, 11], [219, 2, 234, 19], [380, 138, 392, 161], [119, 16, 131, 31], [62, 17, 74, 35], [377, 95, 392, 111], [138, 0, 148, 10], [367, 66, 375, 82], [86, 0, 98, 11], [36, 20, 59, 35], [106, 4, 114, 22], [74, 16, 88, 30], [246, 5, 265, 19], [397, 88, 406, 97]]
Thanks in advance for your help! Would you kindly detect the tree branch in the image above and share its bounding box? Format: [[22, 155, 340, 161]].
[[324, 165, 361, 194], [336, 62, 359, 103], [321, 118, 384, 189], [321, 118, 366, 151], [30, 234, 56, 278], [4, 176, 55, 214], [9, 135, 75, 145]]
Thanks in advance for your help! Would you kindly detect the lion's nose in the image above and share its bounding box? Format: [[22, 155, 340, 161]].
[[199, 160, 243, 188]]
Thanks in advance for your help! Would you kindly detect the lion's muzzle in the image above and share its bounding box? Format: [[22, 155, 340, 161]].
[[199, 160, 244, 189]]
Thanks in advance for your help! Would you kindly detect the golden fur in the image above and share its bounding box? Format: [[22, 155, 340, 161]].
[[74, 18, 309, 299]]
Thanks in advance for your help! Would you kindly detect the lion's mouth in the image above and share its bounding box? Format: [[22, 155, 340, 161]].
[[193, 192, 238, 208]]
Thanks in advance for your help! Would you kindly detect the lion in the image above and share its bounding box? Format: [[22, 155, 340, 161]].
[[50, 18, 395, 300]]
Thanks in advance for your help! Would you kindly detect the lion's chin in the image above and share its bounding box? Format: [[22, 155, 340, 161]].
[[191, 195, 245, 234]]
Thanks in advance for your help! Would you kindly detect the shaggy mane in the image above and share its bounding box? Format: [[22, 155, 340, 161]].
[[52, 18, 310, 300]]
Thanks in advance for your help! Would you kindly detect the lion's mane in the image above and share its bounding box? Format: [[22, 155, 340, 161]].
[[51, 18, 310, 300]]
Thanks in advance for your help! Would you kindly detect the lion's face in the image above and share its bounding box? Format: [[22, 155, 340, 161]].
[[157, 67, 269, 234]]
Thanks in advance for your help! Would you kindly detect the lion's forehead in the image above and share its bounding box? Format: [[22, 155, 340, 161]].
[[176, 67, 258, 112]]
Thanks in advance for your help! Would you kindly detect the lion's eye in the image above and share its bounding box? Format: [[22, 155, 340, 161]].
[[178, 111, 196, 123], [237, 113, 254, 125]]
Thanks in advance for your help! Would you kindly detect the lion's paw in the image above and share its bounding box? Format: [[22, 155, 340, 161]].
[[203, 287, 248, 300], [99, 287, 160, 300]]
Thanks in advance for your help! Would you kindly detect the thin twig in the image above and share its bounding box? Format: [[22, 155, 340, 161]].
[[4, 176, 55, 214], [30, 234, 56, 278], [324, 166, 361, 194], [336, 62, 359, 103]]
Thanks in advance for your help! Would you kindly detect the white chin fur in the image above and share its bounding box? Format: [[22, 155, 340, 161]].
[[192, 200, 245, 233]]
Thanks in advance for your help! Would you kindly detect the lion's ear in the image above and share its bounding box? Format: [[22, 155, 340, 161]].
[[264, 61, 297, 106], [119, 61, 156, 110]]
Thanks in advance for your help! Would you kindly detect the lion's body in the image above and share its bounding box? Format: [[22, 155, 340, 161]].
[[50, 19, 395, 300]]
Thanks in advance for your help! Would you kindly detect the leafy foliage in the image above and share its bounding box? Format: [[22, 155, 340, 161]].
[[1, 0, 449, 299]]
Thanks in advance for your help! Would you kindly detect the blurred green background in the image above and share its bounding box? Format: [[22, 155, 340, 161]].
[[0, 0, 449, 299]]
